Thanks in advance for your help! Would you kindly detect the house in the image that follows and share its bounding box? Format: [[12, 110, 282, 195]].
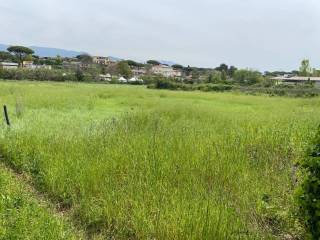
[[0, 62, 19, 69], [99, 74, 112, 82], [151, 64, 182, 78], [271, 76, 320, 86], [22, 60, 52, 70], [35, 65, 52, 70], [132, 67, 146, 76], [93, 56, 111, 65], [23, 61, 34, 68], [62, 59, 88, 70]]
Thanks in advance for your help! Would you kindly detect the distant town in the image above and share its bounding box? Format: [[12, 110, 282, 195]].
[[1, 45, 320, 89], [0, 48, 187, 83]]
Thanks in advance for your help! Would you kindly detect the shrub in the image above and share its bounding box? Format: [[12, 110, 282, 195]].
[[75, 68, 85, 81], [296, 127, 320, 239], [197, 84, 233, 92], [153, 79, 179, 90], [0, 68, 94, 82], [151, 78, 233, 93], [233, 69, 263, 85]]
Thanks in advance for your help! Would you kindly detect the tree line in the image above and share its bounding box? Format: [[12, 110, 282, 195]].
[[1, 45, 319, 85]]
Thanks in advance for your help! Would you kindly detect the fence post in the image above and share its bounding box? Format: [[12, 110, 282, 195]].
[[3, 105, 10, 127]]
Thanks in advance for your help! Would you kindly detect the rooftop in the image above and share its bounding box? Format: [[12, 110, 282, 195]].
[[272, 76, 320, 81], [0, 62, 19, 66]]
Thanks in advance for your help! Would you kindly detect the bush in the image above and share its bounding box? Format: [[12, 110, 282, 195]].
[[296, 127, 320, 239], [0, 68, 104, 82], [150, 78, 233, 93], [235, 85, 320, 98], [75, 68, 85, 81], [197, 84, 233, 92], [153, 79, 179, 90], [233, 69, 263, 85]]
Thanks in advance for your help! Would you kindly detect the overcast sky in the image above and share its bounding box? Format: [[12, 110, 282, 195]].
[[1, 0, 319, 71]]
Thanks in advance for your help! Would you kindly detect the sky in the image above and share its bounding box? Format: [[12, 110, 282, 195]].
[[0, 0, 319, 71]]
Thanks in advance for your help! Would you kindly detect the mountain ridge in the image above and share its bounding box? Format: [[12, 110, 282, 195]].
[[0, 44, 86, 58], [0, 43, 178, 66]]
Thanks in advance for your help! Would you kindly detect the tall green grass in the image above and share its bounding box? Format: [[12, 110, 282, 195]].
[[0, 165, 82, 239], [0, 81, 319, 239]]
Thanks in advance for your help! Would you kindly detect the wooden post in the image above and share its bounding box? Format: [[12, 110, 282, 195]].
[[3, 105, 10, 126]]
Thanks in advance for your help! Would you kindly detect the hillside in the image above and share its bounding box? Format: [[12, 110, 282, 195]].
[[0, 44, 85, 58]]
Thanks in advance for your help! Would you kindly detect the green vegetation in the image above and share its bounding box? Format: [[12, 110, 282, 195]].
[[33, 55, 64, 66], [0, 81, 319, 239], [117, 61, 133, 78], [296, 127, 320, 239], [233, 69, 263, 85], [146, 60, 160, 65], [299, 59, 313, 77], [126, 60, 144, 68], [0, 68, 77, 82], [0, 51, 15, 62], [149, 78, 320, 97], [7, 46, 34, 67], [76, 54, 93, 64], [0, 164, 81, 239]]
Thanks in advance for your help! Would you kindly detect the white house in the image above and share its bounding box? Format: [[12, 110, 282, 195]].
[[151, 65, 182, 78], [93, 56, 119, 65], [0, 62, 18, 69], [132, 67, 146, 76], [93, 56, 110, 65], [26, 64, 52, 70]]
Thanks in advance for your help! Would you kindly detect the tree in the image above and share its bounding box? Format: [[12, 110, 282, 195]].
[[24, 54, 33, 61], [215, 63, 228, 73], [228, 66, 237, 77], [147, 60, 160, 65], [299, 59, 313, 77], [185, 65, 192, 76], [106, 63, 119, 77], [233, 69, 263, 85], [55, 55, 63, 65], [313, 69, 320, 77], [208, 74, 213, 83], [221, 70, 227, 81], [7, 46, 34, 67], [207, 71, 223, 83], [76, 54, 93, 64], [0, 51, 13, 61], [127, 60, 144, 68], [32, 55, 40, 65], [172, 64, 184, 70], [191, 69, 200, 81], [117, 61, 132, 78], [75, 67, 85, 81]]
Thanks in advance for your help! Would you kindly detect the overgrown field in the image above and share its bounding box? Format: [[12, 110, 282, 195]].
[[0, 80, 319, 239], [0, 163, 82, 239]]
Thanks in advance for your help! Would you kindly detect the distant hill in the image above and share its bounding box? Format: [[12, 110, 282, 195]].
[[109, 56, 123, 62], [0, 44, 178, 65], [0, 44, 86, 58], [30, 46, 87, 58]]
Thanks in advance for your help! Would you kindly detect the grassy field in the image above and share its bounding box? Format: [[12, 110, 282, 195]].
[[0, 80, 319, 239], [0, 163, 82, 239]]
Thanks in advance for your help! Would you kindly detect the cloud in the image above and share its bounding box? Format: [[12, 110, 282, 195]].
[[0, 0, 319, 70]]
